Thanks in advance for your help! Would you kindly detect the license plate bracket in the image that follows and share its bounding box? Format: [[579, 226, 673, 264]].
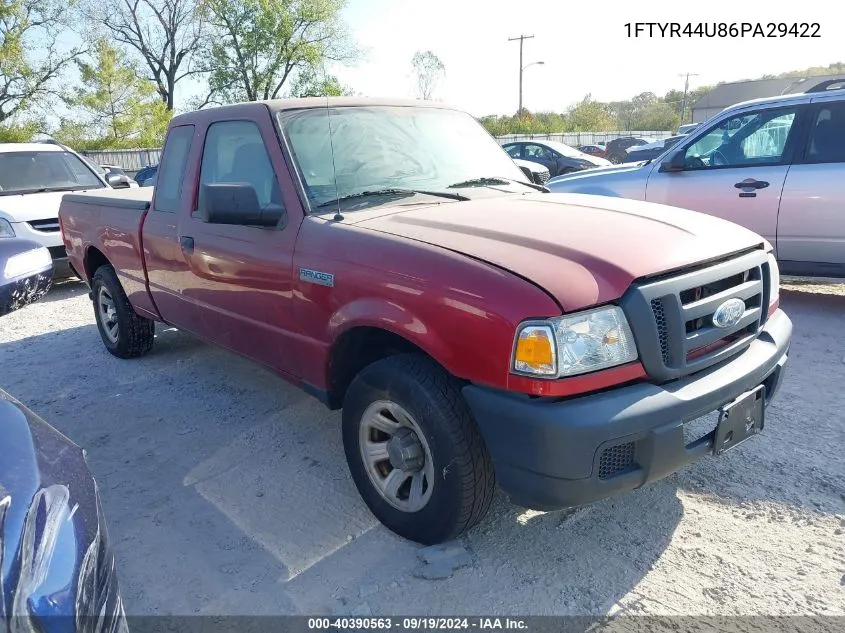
[[713, 386, 765, 455]]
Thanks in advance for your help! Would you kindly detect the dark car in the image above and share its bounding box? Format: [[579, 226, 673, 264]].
[[604, 137, 654, 164], [502, 140, 611, 177], [0, 238, 53, 316], [134, 164, 157, 186], [513, 158, 550, 185], [0, 389, 127, 633], [624, 134, 687, 163], [577, 144, 607, 158], [1, 252, 127, 631]]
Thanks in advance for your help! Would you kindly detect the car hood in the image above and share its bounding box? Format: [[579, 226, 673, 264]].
[[353, 193, 766, 312], [0, 190, 103, 223], [0, 389, 126, 630], [547, 162, 647, 184]]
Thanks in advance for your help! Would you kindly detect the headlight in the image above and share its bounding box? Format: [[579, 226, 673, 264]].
[[4, 247, 52, 280], [0, 218, 15, 238], [767, 253, 779, 310], [512, 306, 638, 378]]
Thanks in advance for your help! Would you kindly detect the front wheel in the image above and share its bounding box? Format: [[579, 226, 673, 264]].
[[91, 265, 155, 358], [342, 354, 495, 544]]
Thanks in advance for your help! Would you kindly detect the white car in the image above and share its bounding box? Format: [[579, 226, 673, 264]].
[[0, 143, 121, 277]]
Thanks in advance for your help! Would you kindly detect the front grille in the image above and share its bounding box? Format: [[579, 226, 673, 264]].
[[535, 170, 550, 185], [621, 249, 769, 382], [27, 218, 60, 232], [651, 298, 670, 364], [598, 442, 636, 479]]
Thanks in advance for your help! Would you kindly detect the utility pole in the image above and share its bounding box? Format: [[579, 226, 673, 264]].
[[509, 34, 534, 115], [679, 72, 700, 124]]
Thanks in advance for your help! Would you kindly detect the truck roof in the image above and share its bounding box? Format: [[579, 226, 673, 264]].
[[0, 143, 64, 153], [170, 97, 459, 126]]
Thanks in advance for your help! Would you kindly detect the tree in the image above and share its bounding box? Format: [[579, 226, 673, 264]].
[[56, 39, 171, 149], [411, 50, 444, 100], [568, 95, 614, 132], [0, 0, 83, 124], [632, 101, 678, 131], [289, 64, 352, 97], [87, 0, 205, 110], [198, 0, 356, 105]]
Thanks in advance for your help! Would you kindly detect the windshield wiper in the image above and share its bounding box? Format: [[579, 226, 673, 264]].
[[315, 188, 468, 208], [447, 177, 549, 193]]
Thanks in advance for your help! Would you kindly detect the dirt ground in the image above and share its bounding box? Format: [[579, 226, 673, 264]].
[[1, 278, 843, 616]]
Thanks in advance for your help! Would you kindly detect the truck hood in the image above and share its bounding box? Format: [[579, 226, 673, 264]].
[[0, 190, 102, 223], [354, 193, 766, 312]]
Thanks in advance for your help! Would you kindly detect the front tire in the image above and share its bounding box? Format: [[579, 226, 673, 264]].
[[342, 354, 495, 544], [91, 265, 155, 359]]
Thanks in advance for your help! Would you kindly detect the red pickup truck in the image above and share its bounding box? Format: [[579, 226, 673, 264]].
[[59, 98, 792, 545]]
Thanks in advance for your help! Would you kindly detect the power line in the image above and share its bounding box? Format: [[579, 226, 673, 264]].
[[678, 72, 700, 124], [508, 34, 534, 115]]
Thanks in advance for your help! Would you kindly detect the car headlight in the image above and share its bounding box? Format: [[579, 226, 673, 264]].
[[4, 247, 52, 280], [0, 218, 15, 238], [767, 252, 779, 310], [512, 306, 639, 378]]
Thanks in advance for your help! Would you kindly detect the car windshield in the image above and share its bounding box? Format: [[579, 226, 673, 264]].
[[279, 106, 531, 210], [0, 151, 104, 195]]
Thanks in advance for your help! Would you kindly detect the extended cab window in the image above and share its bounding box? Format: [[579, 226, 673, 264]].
[[806, 102, 845, 164], [682, 108, 798, 169], [198, 120, 282, 209], [154, 125, 194, 212]]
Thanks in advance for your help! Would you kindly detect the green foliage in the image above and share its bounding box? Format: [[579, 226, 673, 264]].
[[55, 39, 171, 149], [776, 62, 845, 78], [0, 0, 82, 122], [0, 120, 40, 141], [199, 0, 356, 104], [289, 64, 353, 97]]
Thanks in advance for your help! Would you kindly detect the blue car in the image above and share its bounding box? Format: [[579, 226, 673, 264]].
[[1, 238, 127, 632], [133, 164, 157, 186]]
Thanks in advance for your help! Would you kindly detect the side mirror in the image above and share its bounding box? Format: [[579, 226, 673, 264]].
[[198, 183, 284, 228], [106, 173, 132, 189], [659, 150, 686, 173]]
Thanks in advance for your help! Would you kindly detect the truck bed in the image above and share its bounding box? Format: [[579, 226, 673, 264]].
[[59, 188, 157, 317]]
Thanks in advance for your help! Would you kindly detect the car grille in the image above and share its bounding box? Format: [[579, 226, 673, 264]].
[[620, 249, 770, 382], [27, 218, 61, 232], [598, 442, 636, 479], [535, 169, 550, 185]]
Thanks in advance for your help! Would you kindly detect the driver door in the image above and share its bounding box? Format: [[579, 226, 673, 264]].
[[645, 105, 809, 251], [523, 143, 559, 176]]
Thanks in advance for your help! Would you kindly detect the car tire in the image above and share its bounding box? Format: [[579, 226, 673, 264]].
[[342, 353, 495, 544], [91, 265, 155, 359]]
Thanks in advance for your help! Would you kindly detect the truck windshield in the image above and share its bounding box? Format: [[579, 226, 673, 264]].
[[0, 151, 104, 196], [279, 106, 532, 210]]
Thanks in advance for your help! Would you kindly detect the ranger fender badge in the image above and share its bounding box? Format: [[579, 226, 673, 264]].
[[300, 268, 334, 287]]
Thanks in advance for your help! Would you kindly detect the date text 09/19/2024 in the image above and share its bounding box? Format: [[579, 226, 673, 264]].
[[307, 618, 528, 630], [624, 22, 821, 37]]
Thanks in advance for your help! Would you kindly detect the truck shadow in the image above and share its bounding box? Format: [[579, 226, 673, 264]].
[[0, 285, 840, 615]]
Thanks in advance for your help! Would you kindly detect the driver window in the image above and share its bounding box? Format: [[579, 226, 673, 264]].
[[683, 109, 797, 169], [524, 144, 550, 159]]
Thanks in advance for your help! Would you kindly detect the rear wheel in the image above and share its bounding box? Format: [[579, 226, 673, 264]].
[[342, 354, 495, 544], [91, 265, 155, 358]]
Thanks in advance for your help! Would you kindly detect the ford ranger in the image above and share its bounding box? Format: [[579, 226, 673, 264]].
[[58, 98, 792, 545]]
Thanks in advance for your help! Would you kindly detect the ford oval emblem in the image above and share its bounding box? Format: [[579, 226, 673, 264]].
[[712, 298, 745, 329]]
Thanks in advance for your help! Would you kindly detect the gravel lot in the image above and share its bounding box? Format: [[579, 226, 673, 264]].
[[1, 278, 843, 617]]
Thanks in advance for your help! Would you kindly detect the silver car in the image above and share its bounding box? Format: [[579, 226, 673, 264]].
[[548, 78, 845, 278]]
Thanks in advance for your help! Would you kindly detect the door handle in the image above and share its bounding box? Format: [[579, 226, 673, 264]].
[[180, 236, 194, 255], [734, 179, 769, 190]]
